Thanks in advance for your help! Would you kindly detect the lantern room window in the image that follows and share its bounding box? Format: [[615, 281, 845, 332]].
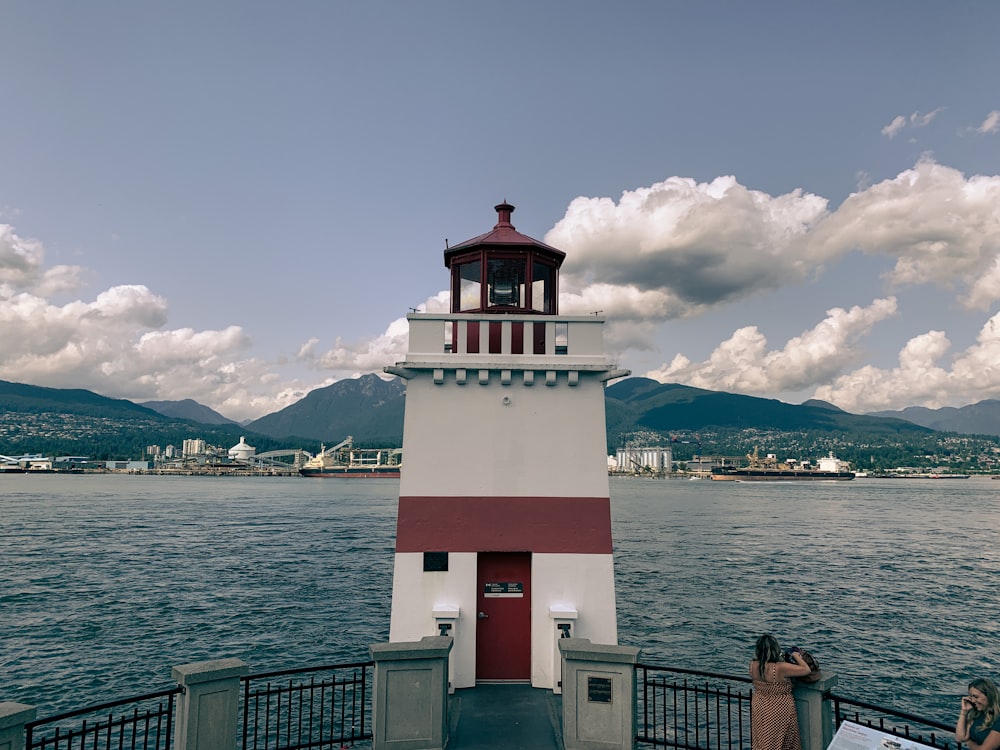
[[457, 261, 482, 312], [487, 258, 525, 308], [531, 261, 555, 314]]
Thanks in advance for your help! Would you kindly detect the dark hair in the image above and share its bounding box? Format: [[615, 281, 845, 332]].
[[969, 678, 1000, 733], [755, 634, 781, 679]]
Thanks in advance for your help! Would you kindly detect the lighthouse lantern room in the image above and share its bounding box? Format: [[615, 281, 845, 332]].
[[384, 202, 629, 691]]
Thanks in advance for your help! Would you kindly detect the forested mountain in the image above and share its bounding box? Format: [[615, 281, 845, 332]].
[[868, 400, 1000, 436], [0, 380, 295, 460], [140, 398, 238, 425], [3, 376, 1000, 471], [244, 374, 405, 444]]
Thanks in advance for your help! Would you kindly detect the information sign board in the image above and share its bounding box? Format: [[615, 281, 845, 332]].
[[828, 721, 939, 750]]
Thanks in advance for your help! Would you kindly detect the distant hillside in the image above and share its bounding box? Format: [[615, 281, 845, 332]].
[[6, 375, 998, 471], [0, 379, 164, 420], [868, 400, 1000, 436], [141, 398, 238, 425], [0, 380, 290, 460], [604, 377, 931, 443], [245, 373, 405, 444]]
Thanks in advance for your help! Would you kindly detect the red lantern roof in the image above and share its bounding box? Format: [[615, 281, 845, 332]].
[[444, 202, 566, 267]]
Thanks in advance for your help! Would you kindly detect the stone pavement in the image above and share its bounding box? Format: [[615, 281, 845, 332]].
[[447, 683, 563, 749]]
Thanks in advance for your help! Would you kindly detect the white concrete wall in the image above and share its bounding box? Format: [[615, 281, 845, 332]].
[[389, 552, 478, 689], [530, 553, 618, 689], [399, 372, 610, 499], [388, 551, 617, 690]]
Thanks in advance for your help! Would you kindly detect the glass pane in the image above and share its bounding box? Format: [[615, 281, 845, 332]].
[[487, 258, 525, 308], [459, 261, 481, 311], [532, 261, 554, 313]]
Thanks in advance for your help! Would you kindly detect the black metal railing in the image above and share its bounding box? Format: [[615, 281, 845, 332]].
[[24, 686, 183, 750], [637, 664, 753, 749], [239, 661, 374, 750], [828, 693, 958, 750]]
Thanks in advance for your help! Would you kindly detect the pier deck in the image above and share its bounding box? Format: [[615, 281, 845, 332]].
[[448, 683, 563, 749]]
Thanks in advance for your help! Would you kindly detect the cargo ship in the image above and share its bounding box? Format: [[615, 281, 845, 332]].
[[711, 449, 854, 481], [298, 436, 402, 478]]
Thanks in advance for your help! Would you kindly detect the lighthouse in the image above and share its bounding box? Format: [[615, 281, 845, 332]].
[[384, 202, 629, 691]]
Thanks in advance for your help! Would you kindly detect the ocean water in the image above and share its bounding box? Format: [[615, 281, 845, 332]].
[[2, 474, 999, 726]]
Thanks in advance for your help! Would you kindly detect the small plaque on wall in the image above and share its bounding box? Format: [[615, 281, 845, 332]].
[[587, 676, 613, 703], [483, 582, 523, 598]]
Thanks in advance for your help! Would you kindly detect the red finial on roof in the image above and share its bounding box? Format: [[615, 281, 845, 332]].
[[494, 201, 515, 229]]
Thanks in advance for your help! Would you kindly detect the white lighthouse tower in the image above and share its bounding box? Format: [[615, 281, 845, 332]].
[[384, 202, 629, 691]]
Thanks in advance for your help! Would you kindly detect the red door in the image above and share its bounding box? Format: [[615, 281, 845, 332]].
[[476, 552, 531, 681]]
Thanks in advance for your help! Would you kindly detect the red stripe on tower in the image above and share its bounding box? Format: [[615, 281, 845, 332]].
[[395, 496, 612, 553]]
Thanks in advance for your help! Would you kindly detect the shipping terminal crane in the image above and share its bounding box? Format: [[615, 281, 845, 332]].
[[311, 435, 353, 460]]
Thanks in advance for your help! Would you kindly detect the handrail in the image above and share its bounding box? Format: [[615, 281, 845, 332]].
[[24, 685, 183, 750], [637, 663, 753, 684], [24, 685, 184, 729], [242, 659, 374, 682]]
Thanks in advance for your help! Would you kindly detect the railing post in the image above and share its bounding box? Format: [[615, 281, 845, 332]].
[[369, 636, 453, 750], [559, 637, 641, 750], [0, 703, 35, 750], [793, 673, 839, 750], [171, 658, 249, 750]]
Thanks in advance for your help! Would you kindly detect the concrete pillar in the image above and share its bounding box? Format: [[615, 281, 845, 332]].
[[0, 703, 35, 750], [171, 658, 249, 750], [559, 637, 641, 750], [793, 673, 839, 750], [370, 636, 452, 750]]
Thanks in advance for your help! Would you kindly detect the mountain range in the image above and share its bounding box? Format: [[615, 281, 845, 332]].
[[3, 374, 1000, 462]]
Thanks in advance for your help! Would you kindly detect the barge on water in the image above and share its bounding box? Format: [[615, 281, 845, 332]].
[[711, 448, 855, 481], [298, 436, 401, 478]]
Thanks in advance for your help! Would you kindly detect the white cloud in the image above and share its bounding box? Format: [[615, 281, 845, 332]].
[[5, 156, 1000, 421], [545, 159, 1000, 330], [297, 290, 451, 376], [882, 115, 908, 139], [808, 159, 1000, 308], [813, 311, 1000, 412], [0, 224, 333, 422], [644, 298, 898, 397], [545, 176, 831, 314], [974, 110, 1000, 134], [881, 108, 944, 138]]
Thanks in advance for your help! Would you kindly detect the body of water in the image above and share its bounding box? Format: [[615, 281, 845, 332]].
[[3, 474, 998, 727]]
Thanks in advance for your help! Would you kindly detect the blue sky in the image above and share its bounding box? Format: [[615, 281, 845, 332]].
[[2, 2, 999, 422]]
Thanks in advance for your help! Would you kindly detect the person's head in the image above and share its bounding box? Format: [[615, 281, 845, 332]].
[[754, 634, 782, 676], [967, 678, 1000, 725]]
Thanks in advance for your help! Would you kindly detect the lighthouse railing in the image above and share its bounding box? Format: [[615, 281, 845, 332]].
[[405, 313, 607, 359], [633, 664, 958, 750], [238, 661, 374, 750]]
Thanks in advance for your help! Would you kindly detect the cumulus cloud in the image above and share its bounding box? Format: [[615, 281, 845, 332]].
[[813, 311, 1000, 412], [7, 155, 1000, 420], [644, 298, 898, 397], [808, 159, 1000, 308], [546, 176, 831, 315], [545, 160, 1000, 330], [0, 222, 337, 422], [297, 290, 450, 375], [1, 223, 86, 296], [881, 108, 944, 138], [545, 159, 1000, 410]]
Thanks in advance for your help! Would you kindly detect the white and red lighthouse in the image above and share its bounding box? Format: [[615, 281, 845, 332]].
[[384, 202, 629, 691]]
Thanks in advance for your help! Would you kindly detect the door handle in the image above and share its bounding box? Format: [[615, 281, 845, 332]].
[[478, 611, 489, 619]]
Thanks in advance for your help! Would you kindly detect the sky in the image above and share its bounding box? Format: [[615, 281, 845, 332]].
[[2, 2, 1000, 423]]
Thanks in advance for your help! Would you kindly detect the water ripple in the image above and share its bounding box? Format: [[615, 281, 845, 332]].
[[3, 474, 999, 725]]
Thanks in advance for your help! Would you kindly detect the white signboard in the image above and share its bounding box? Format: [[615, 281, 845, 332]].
[[828, 721, 940, 750]]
